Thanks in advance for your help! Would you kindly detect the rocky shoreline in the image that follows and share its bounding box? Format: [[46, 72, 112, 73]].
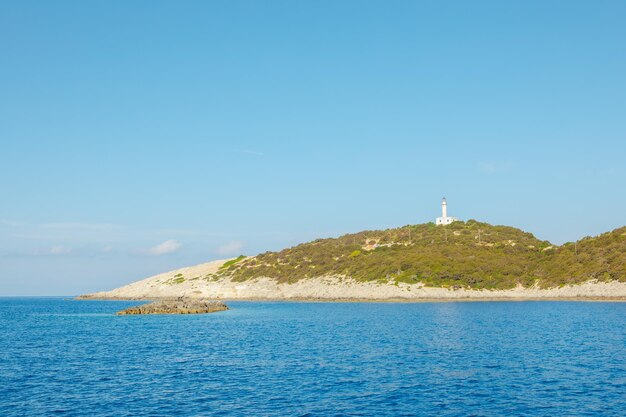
[[78, 259, 626, 302], [115, 298, 229, 315]]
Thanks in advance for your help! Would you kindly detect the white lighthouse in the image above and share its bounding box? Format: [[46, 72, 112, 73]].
[[436, 197, 458, 226]]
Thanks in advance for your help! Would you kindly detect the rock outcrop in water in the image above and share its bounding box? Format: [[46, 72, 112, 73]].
[[117, 298, 228, 315]]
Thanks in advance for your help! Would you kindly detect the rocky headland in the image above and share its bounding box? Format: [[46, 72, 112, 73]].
[[80, 222, 626, 302]]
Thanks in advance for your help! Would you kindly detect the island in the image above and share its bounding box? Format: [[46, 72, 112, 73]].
[[79, 220, 626, 301], [116, 298, 229, 315]]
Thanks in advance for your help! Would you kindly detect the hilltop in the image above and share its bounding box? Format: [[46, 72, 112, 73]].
[[216, 221, 626, 289], [219, 221, 549, 289], [80, 221, 626, 301]]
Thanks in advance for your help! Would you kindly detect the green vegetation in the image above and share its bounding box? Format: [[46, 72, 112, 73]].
[[219, 255, 247, 270], [538, 228, 626, 287], [214, 221, 626, 290], [204, 273, 220, 282], [166, 273, 186, 285]]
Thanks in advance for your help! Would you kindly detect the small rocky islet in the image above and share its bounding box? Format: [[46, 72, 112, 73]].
[[116, 298, 228, 315]]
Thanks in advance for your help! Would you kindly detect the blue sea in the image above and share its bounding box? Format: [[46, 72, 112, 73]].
[[0, 298, 625, 416]]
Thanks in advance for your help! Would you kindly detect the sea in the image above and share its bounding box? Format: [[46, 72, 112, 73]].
[[0, 298, 625, 416]]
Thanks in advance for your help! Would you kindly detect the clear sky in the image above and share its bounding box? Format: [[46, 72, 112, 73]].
[[1, 1, 625, 295]]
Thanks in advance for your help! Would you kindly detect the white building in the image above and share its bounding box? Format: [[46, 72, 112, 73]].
[[435, 197, 459, 226]]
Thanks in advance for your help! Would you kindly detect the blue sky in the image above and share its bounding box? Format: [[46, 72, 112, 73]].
[[1, 1, 625, 295]]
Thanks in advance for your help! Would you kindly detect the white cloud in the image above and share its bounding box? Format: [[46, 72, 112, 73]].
[[477, 161, 513, 175], [239, 149, 264, 156], [8, 221, 124, 242], [2, 245, 73, 257], [0, 219, 23, 228], [478, 162, 497, 174], [216, 241, 244, 256], [145, 240, 182, 256], [44, 245, 72, 255], [41, 223, 122, 231]]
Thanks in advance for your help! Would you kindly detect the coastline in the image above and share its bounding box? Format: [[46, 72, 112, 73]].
[[78, 259, 626, 302], [77, 295, 626, 303]]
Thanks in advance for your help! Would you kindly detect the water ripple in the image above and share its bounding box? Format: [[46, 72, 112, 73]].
[[0, 299, 625, 416]]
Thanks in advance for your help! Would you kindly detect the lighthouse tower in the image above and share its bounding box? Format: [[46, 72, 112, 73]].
[[436, 197, 458, 226]]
